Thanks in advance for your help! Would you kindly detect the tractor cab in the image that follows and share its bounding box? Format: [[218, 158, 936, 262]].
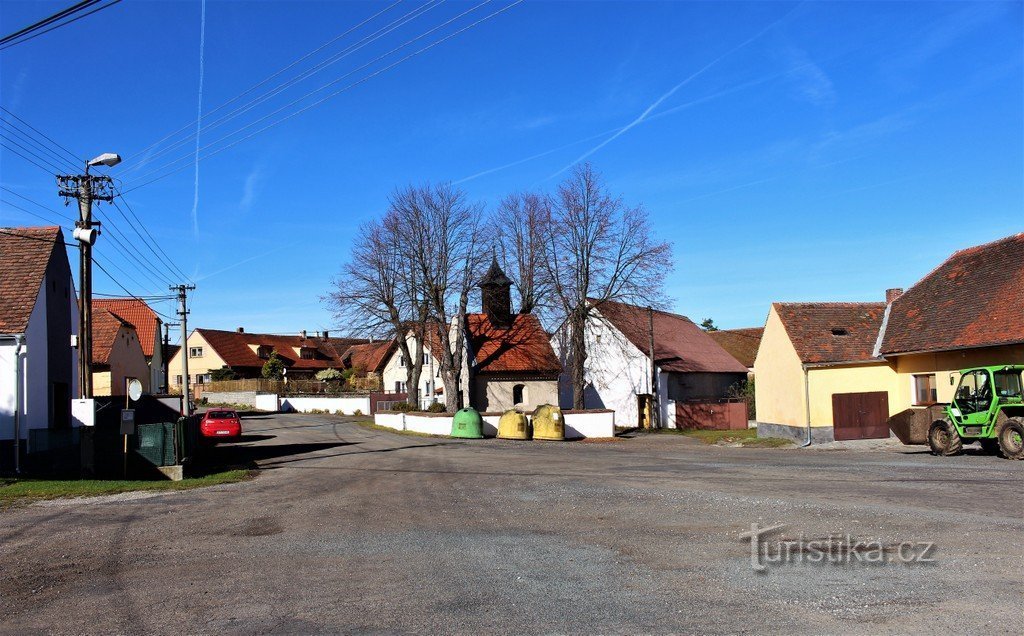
[[931, 365, 1024, 459]]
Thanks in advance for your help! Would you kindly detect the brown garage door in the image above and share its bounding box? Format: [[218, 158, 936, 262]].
[[832, 392, 890, 441]]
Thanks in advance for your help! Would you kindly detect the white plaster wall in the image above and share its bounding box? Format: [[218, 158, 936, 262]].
[[0, 340, 19, 440], [381, 331, 444, 403], [254, 393, 279, 412], [24, 281, 49, 434], [480, 413, 500, 437], [576, 310, 654, 428], [404, 414, 452, 436], [564, 411, 615, 439], [374, 412, 405, 430], [475, 378, 559, 412], [279, 396, 370, 415]]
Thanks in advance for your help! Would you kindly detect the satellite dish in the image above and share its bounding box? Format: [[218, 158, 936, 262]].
[[127, 379, 143, 402]]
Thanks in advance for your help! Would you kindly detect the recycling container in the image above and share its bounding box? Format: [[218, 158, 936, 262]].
[[451, 407, 484, 439], [497, 410, 530, 440], [532, 404, 565, 441]]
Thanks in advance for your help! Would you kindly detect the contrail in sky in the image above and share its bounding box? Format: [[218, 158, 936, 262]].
[[191, 0, 208, 236], [548, 1, 805, 180]]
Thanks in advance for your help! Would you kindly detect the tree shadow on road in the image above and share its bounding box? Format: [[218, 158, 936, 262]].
[[191, 441, 358, 475]]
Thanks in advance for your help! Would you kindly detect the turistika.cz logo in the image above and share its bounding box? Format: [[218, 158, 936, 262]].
[[739, 523, 937, 573]]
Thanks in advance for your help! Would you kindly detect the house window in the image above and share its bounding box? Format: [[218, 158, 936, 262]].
[[394, 381, 407, 393], [512, 384, 526, 405], [595, 334, 602, 344], [196, 374, 211, 385], [398, 355, 406, 368], [913, 374, 937, 405], [831, 329, 849, 337], [189, 346, 203, 358], [422, 353, 429, 365], [258, 345, 272, 360], [300, 348, 315, 360], [176, 375, 182, 386]]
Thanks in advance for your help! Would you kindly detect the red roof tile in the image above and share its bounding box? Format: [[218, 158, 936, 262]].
[[595, 299, 748, 373], [195, 329, 366, 371], [92, 309, 136, 366], [342, 340, 396, 374], [466, 313, 561, 376], [0, 227, 63, 333], [880, 233, 1024, 354], [708, 328, 763, 368], [94, 298, 161, 357], [773, 302, 886, 364]]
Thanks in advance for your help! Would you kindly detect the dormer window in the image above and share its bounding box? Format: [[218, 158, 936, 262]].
[[257, 345, 273, 359], [300, 348, 315, 360], [831, 328, 849, 336]]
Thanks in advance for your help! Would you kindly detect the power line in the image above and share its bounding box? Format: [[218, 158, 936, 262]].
[[0, 227, 72, 245], [92, 208, 178, 288], [123, 0, 408, 171], [123, 0, 524, 193], [0, 106, 82, 164], [1, 140, 64, 175], [112, 195, 192, 282], [0, 0, 123, 52], [0, 119, 80, 172], [0, 187, 75, 222], [0, 132, 73, 174]]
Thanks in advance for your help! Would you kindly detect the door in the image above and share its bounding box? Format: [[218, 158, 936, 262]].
[[51, 382, 70, 429], [832, 392, 889, 441], [951, 370, 994, 426], [637, 394, 652, 428]]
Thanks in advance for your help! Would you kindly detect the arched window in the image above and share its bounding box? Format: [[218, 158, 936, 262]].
[[512, 384, 526, 405]]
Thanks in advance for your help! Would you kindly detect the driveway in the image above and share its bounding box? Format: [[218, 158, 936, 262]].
[[1, 413, 1021, 634]]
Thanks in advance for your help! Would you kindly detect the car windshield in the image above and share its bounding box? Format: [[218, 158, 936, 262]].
[[208, 411, 236, 419], [994, 370, 1023, 399]]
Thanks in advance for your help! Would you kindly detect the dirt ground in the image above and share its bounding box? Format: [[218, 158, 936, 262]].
[[1, 413, 1021, 635]]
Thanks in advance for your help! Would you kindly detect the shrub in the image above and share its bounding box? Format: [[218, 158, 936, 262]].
[[210, 365, 237, 381], [353, 409, 363, 416], [390, 402, 415, 413], [316, 368, 343, 382], [261, 352, 285, 380], [426, 402, 445, 413]]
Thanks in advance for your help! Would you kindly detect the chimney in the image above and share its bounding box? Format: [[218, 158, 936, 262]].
[[886, 288, 904, 304], [323, 330, 329, 339], [300, 329, 307, 339], [237, 327, 244, 333]]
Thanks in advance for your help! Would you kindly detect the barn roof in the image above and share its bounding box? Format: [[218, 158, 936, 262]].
[[466, 313, 561, 376], [0, 226, 64, 334], [773, 302, 886, 365]]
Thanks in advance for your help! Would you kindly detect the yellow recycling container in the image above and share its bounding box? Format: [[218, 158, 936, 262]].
[[531, 404, 565, 441], [497, 410, 530, 440]]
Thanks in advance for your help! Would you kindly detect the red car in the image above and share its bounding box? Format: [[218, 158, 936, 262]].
[[200, 409, 242, 441]]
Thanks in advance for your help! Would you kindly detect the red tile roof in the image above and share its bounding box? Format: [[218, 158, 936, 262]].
[[0, 226, 63, 334], [193, 329, 368, 372], [880, 233, 1024, 355], [94, 298, 161, 358], [773, 302, 886, 364], [708, 328, 763, 368], [342, 340, 396, 374], [92, 309, 136, 366], [466, 313, 561, 376], [595, 299, 748, 374]]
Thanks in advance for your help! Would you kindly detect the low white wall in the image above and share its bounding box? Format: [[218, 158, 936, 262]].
[[254, 393, 279, 412], [564, 410, 615, 439], [404, 414, 452, 436], [664, 400, 678, 429], [481, 414, 500, 437], [279, 395, 370, 415], [374, 412, 405, 430]]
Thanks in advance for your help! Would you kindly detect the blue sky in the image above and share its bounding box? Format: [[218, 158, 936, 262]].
[[1, 0, 1021, 338]]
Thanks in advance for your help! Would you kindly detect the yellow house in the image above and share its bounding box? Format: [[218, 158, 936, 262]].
[[91, 309, 150, 397], [877, 233, 1024, 420], [754, 302, 899, 443], [755, 232, 1024, 444]]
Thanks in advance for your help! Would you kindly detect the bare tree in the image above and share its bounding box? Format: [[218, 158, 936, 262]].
[[391, 183, 485, 412], [490, 191, 551, 316], [326, 215, 427, 407], [545, 163, 672, 409]]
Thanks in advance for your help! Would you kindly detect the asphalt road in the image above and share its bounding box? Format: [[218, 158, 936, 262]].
[[2, 413, 1022, 635]]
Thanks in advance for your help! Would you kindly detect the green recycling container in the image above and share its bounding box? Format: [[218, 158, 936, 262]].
[[532, 404, 565, 441], [451, 407, 484, 439], [497, 410, 530, 440]]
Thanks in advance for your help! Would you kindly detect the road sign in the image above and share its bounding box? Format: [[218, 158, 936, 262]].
[[120, 409, 136, 436]]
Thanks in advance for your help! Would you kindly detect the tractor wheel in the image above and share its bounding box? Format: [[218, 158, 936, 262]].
[[979, 438, 1001, 454], [928, 419, 963, 456], [997, 418, 1024, 460]]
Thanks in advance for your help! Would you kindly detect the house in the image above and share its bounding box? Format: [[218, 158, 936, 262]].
[[754, 232, 1024, 444], [876, 233, 1024, 413], [341, 339, 398, 388], [564, 299, 749, 428], [708, 327, 763, 378], [0, 227, 78, 462], [167, 328, 367, 391], [93, 298, 165, 392], [464, 259, 561, 412], [753, 302, 900, 443], [380, 326, 444, 402], [91, 309, 150, 396]]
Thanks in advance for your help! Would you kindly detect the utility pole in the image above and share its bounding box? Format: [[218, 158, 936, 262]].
[[58, 153, 120, 398], [171, 284, 196, 416], [163, 321, 179, 394], [648, 306, 659, 430]]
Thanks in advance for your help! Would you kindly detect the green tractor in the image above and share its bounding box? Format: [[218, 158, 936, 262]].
[[928, 365, 1024, 459]]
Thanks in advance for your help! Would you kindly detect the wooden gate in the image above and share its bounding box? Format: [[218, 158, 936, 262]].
[[831, 392, 890, 441]]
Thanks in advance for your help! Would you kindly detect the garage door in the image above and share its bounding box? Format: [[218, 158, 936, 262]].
[[832, 392, 889, 441]]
